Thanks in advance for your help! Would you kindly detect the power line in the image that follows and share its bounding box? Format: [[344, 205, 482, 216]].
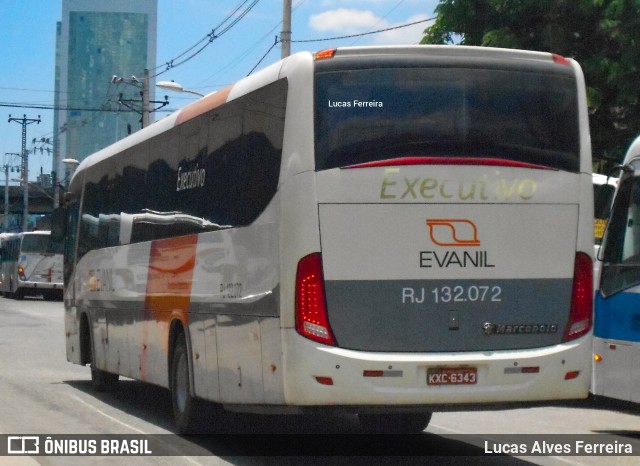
[[350, 0, 406, 45], [156, 0, 254, 69], [247, 36, 280, 76], [245, 16, 436, 76], [0, 103, 152, 112], [191, 0, 306, 88], [5, 14, 436, 115], [152, 0, 261, 78], [292, 16, 435, 43]]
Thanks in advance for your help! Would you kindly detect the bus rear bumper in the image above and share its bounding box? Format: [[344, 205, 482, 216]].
[[17, 280, 64, 298], [20, 281, 63, 290], [281, 330, 592, 408]]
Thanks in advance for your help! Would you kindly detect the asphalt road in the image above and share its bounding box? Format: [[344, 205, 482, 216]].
[[0, 296, 638, 465]]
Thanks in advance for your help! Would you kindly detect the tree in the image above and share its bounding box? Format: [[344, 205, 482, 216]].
[[421, 0, 640, 169]]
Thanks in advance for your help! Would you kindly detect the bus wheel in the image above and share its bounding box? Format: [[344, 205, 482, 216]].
[[89, 331, 118, 391], [171, 332, 200, 434], [358, 412, 432, 434]]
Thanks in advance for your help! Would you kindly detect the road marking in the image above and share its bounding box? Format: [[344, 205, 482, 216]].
[[430, 422, 587, 466], [69, 394, 211, 465]]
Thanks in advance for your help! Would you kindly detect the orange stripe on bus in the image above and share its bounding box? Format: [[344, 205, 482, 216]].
[[144, 234, 198, 323], [141, 234, 198, 379], [175, 85, 233, 126]]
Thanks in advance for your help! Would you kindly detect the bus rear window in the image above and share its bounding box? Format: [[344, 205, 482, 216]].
[[21, 234, 50, 254], [314, 66, 579, 172]]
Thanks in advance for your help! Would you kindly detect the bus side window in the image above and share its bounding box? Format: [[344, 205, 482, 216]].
[[601, 176, 640, 296], [623, 183, 640, 264]]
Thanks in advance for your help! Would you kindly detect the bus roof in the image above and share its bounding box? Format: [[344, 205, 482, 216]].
[[330, 45, 566, 63]]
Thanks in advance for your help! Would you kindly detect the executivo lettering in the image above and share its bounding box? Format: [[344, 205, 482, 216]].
[[176, 165, 206, 192], [380, 169, 537, 202]]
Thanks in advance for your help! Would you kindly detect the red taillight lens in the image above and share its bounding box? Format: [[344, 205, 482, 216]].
[[563, 252, 593, 341], [295, 253, 336, 346], [18, 266, 26, 281]]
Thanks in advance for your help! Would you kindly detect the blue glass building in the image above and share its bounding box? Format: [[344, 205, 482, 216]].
[[54, 0, 157, 177]]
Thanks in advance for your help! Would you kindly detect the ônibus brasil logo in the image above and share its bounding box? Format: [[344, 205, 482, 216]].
[[421, 219, 494, 268]]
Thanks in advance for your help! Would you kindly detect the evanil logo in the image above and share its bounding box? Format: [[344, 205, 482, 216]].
[[426, 219, 480, 246], [420, 219, 495, 268]]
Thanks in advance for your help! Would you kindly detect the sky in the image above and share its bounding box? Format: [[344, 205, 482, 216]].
[[0, 0, 439, 182]]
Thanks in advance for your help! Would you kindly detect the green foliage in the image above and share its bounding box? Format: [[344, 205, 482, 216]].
[[421, 0, 640, 167]]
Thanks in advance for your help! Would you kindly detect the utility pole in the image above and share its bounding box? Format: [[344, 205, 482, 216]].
[[3, 164, 7, 232], [113, 70, 166, 129], [281, 0, 291, 58], [3, 153, 21, 232], [8, 114, 40, 232], [32, 137, 53, 189], [142, 69, 150, 128], [53, 133, 61, 209]]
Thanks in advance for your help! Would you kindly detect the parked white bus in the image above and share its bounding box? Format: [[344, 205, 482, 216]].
[[0, 231, 63, 300], [593, 136, 640, 403], [57, 46, 594, 433]]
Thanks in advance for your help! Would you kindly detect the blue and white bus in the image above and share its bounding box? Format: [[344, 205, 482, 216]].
[[594, 136, 640, 403]]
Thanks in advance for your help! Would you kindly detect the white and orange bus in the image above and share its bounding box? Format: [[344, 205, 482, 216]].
[[56, 45, 594, 433]]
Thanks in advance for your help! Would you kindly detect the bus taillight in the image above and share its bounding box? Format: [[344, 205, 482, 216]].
[[295, 253, 336, 346], [18, 266, 26, 281], [563, 252, 593, 342], [552, 54, 571, 66]]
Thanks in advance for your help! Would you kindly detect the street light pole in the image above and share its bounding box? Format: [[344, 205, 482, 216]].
[[8, 114, 40, 232], [156, 80, 204, 97]]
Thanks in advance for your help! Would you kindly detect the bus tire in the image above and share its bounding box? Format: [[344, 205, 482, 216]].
[[171, 332, 200, 434], [5, 278, 14, 299], [89, 329, 118, 391], [358, 412, 432, 434]]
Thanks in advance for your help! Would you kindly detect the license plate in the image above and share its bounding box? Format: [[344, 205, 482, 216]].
[[427, 367, 477, 385]]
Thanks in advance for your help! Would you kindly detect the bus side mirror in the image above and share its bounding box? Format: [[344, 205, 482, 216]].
[[51, 207, 67, 243]]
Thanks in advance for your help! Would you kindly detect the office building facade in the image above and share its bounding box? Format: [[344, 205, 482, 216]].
[[54, 0, 157, 185]]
